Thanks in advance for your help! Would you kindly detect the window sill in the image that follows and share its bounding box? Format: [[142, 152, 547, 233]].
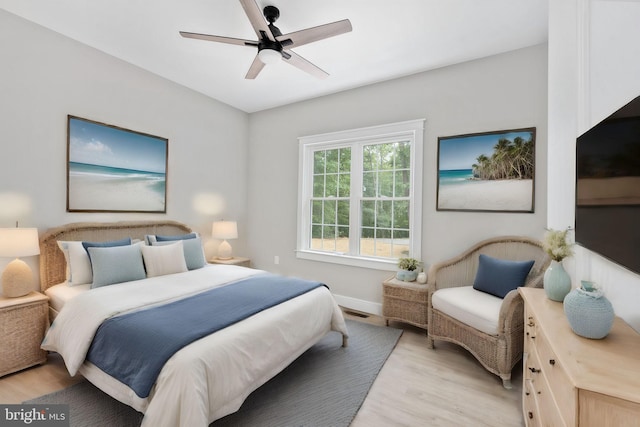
[[296, 250, 398, 271]]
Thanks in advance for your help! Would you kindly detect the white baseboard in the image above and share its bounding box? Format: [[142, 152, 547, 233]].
[[333, 294, 382, 316]]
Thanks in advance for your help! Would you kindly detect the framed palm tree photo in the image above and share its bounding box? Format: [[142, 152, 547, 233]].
[[437, 127, 535, 213]]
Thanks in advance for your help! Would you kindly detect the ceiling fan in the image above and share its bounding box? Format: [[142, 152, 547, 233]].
[[180, 0, 352, 79]]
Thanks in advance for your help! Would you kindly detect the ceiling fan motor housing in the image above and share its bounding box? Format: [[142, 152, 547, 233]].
[[263, 5, 280, 23]]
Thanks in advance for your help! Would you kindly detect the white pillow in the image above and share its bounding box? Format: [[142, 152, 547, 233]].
[[57, 241, 92, 286], [141, 241, 188, 278], [152, 237, 206, 270]]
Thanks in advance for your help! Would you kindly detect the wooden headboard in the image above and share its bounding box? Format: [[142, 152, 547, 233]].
[[39, 220, 192, 291]]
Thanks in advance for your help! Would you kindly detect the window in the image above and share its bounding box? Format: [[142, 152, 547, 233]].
[[297, 120, 424, 270]]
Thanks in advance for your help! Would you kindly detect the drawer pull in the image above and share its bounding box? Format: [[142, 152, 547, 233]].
[[549, 359, 556, 365], [528, 367, 541, 373], [528, 412, 534, 419]]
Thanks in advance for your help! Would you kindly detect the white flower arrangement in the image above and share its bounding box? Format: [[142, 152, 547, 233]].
[[543, 228, 574, 262]]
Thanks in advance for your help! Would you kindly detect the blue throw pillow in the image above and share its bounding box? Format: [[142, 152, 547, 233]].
[[155, 233, 197, 242], [153, 237, 206, 270], [87, 244, 146, 288], [82, 237, 132, 253], [472, 254, 535, 299]]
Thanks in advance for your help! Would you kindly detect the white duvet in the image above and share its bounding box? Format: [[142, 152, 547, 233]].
[[42, 265, 349, 426]]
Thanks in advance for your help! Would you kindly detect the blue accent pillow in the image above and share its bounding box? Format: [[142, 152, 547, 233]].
[[472, 254, 535, 299], [82, 237, 132, 253], [87, 244, 146, 288], [153, 237, 206, 270], [155, 233, 197, 242]]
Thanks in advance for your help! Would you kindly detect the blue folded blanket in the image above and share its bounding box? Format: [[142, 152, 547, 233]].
[[86, 273, 325, 398]]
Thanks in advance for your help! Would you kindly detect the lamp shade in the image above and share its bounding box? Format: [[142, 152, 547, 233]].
[[212, 221, 238, 240], [0, 228, 40, 257], [258, 48, 281, 65]]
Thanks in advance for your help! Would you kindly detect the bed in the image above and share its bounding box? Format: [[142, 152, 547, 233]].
[[39, 220, 348, 427]]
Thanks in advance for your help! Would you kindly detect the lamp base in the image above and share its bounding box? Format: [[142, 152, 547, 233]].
[[2, 258, 32, 298], [217, 240, 233, 260]]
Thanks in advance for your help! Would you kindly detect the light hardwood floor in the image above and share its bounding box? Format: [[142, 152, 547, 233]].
[[0, 311, 524, 426], [347, 312, 524, 427]]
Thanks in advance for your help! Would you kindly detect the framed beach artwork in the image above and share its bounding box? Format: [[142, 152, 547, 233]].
[[67, 115, 168, 213], [437, 127, 535, 213]]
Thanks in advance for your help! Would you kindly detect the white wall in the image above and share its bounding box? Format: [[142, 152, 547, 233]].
[[247, 44, 549, 313], [0, 10, 249, 294], [548, 0, 640, 331]]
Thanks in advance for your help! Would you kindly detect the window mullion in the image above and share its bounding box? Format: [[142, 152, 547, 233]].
[[301, 146, 314, 251], [349, 143, 363, 256]]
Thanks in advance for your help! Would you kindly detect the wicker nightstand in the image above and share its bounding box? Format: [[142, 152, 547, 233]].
[[0, 291, 49, 377], [382, 277, 428, 331], [208, 257, 251, 268]]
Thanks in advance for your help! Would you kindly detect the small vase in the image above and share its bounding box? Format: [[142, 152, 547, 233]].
[[416, 271, 427, 284], [396, 270, 418, 282], [563, 281, 614, 339], [543, 260, 571, 302]]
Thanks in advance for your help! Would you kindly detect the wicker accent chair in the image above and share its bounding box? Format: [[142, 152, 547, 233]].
[[426, 236, 551, 389]]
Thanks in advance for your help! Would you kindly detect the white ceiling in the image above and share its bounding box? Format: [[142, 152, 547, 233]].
[[1, 0, 548, 113]]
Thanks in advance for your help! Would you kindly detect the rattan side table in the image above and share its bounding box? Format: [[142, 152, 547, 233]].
[[208, 257, 251, 268], [0, 291, 49, 377], [382, 276, 428, 331]]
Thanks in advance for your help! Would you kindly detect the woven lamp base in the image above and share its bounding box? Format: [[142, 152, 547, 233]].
[[1, 258, 32, 298]]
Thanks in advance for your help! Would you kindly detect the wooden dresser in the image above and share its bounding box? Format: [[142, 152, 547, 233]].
[[519, 288, 640, 426]]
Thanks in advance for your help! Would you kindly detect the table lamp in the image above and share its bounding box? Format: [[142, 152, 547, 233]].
[[0, 227, 40, 298], [212, 221, 238, 260]]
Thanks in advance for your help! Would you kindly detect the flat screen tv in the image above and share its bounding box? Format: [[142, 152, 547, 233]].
[[575, 95, 640, 274]]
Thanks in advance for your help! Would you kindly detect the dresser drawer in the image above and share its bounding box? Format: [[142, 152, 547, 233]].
[[525, 348, 565, 427], [524, 309, 537, 352], [533, 324, 576, 426], [523, 378, 540, 427]]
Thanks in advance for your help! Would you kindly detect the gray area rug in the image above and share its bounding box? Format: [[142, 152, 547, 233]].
[[26, 319, 402, 427]]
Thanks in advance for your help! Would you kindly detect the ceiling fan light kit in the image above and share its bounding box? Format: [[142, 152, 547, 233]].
[[258, 48, 281, 65], [180, 0, 351, 79]]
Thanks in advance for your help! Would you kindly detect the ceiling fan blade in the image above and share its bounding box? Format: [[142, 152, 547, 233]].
[[277, 19, 352, 49], [239, 0, 275, 41], [282, 50, 329, 79], [245, 55, 265, 79], [179, 31, 258, 47]]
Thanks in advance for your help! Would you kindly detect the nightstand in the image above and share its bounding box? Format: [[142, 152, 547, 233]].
[[0, 291, 49, 377], [382, 276, 428, 331], [208, 256, 251, 268]]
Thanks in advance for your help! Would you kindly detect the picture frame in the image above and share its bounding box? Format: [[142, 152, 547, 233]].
[[67, 115, 168, 213], [436, 127, 535, 213]]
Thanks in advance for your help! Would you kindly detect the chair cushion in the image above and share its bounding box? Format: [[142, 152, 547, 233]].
[[432, 286, 503, 335], [472, 254, 534, 298]]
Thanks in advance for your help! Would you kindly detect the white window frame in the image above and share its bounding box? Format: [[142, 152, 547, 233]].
[[297, 119, 424, 270]]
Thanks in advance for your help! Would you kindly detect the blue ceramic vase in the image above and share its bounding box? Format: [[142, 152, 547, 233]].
[[396, 270, 418, 282], [563, 281, 614, 339], [543, 260, 571, 302]]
